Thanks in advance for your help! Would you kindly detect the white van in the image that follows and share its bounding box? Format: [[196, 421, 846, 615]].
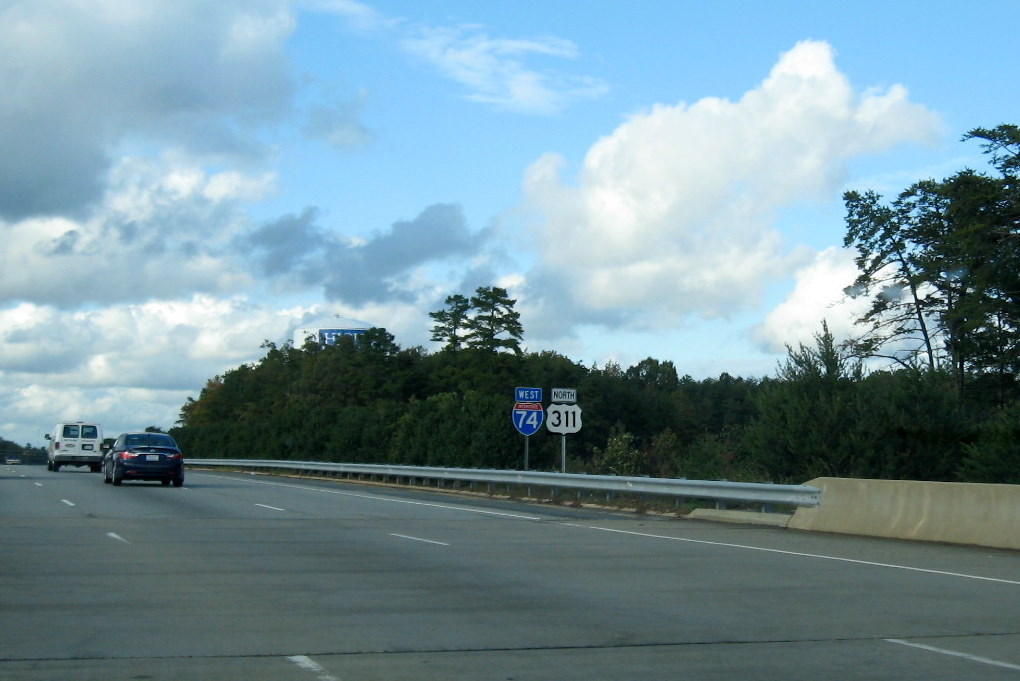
[[46, 422, 104, 472]]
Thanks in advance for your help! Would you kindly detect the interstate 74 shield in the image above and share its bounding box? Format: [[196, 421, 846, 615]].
[[512, 401, 544, 436]]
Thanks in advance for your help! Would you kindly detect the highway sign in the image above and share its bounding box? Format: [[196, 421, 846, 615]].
[[512, 402, 544, 436], [515, 386, 543, 402], [551, 388, 576, 403], [546, 403, 582, 434]]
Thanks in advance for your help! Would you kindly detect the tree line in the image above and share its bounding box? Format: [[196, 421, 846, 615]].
[[0, 437, 46, 464], [170, 124, 1020, 485]]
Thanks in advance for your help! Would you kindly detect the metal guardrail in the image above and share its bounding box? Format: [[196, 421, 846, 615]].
[[186, 459, 821, 508]]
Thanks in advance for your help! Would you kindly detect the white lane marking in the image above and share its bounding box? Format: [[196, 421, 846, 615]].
[[390, 533, 450, 546], [563, 524, 1020, 587], [202, 473, 542, 521], [61, 499, 75, 507], [255, 503, 287, 512], [200, 473, 1016, 586], [107, 532, 130, 544], [886, 638, 1020, 671], [287, 655, 341, 681], [34, 482, 43, 487]]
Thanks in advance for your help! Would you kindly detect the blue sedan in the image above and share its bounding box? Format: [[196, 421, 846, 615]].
[[103, 432, 185, 487]]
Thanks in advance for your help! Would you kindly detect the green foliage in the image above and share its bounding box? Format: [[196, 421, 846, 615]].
[[845, 368, 966, 481], [174, 171, 1020, 492], [590, 426, 643, 477], [170, 323, 1019, 484], [0, 436, 45, 463], [683, 427, 765, 482], [429, 294, 470, 351], [958, 401, 1020, 484], [744, 323, 865, 482], [464, 286, 524, 354], [429, 287, 524, 355], [842, 124, 1020, 387]]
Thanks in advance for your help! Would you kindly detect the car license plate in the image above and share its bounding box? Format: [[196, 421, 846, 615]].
[[82, 444, 93, 450], [146, 454, 160, 461]]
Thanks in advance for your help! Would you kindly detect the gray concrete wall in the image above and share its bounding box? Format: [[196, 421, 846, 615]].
[[789, 477, 1020, 550]]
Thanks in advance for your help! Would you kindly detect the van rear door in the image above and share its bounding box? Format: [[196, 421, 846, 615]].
[[78, 424, 100, 453]]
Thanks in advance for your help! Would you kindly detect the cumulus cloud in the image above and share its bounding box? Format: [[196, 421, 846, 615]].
[[522, 40, 941, 338], [0, 156, 270, 307], [752, 247, 869, 352], [0, 0, 296, 220], [240, 203, 486, 304], [0, 295, 300, 439]]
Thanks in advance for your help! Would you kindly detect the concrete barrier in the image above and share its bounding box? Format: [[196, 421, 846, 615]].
[[687, 508, 791, 527], [789, 477, 1020, 551]]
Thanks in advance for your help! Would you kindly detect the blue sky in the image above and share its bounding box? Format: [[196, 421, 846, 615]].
[[1, 0, 1017, 446]]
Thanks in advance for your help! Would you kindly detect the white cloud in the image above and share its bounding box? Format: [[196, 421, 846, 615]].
[[0, 0, 296, 219], [0, 294, 305, 443], [522, 40, 941, 337], [752, 247, 868, 353], [303, 2, 609, 114], [402, 25, 608, 114], [300, 0, 394, 31], [0, 155, 267, 307], [0, 22, 956, 448]]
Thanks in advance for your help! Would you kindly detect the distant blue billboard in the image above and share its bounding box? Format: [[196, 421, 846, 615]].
[[293, 318, 373, 347], [318, 328, 367, 345]]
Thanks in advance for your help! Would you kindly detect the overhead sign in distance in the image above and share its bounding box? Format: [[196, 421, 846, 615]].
[[546, 403, 582, 434], [512, 402, 544, 436]]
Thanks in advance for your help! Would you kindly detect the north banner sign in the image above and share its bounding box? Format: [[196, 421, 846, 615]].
[[551, 388, 576, 403]]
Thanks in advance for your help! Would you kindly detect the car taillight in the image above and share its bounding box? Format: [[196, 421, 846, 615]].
[[119, 451, 138, 460], [169, 453, 183, 460]]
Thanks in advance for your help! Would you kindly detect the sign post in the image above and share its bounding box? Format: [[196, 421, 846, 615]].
[[512, 388, 543, 470], [547, 388, 581, 472]]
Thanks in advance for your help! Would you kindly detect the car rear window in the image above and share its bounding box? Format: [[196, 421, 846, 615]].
[[125, 434, 177, 448], [81, 425, 99, 438], [62, 425, 80, 438]]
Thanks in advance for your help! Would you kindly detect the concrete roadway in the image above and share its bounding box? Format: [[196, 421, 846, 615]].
[[1, 463, 1019, 680]]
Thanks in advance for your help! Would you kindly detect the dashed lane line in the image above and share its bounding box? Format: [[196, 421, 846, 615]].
[[390, 533, 450, 546], [886, 638, 1020, 671], [287, 654, 342, 681]]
